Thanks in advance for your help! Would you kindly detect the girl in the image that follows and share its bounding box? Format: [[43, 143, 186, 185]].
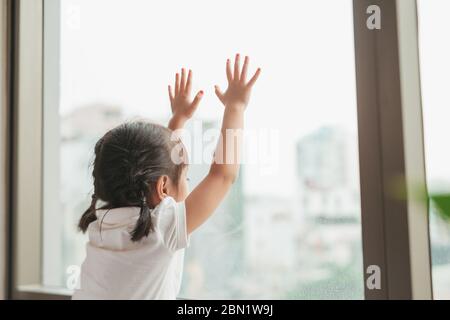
[[72, 54, 261, 300]]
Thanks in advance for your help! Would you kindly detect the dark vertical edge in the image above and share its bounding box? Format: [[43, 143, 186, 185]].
[[354, 0, 416, 299], [6, 0, 18, 300], [353, 0, 389, 299], [376, 0, 412, 299]]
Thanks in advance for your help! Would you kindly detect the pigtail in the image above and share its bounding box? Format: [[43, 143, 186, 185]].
[[130, 197, 154, 242], [78, 194, 98, 233]]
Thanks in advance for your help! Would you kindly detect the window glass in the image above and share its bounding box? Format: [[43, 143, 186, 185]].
[[44, 0, 363, 299], [418, 0, 450, 300]]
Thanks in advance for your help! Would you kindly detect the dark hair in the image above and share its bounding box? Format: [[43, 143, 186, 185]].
[[78, 121, 186, 242]]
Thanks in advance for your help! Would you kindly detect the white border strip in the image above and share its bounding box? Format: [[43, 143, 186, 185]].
[[396, 0, 432, 300]]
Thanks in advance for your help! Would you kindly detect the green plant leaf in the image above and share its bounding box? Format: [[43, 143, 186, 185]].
[[430, 193, 450, 221]]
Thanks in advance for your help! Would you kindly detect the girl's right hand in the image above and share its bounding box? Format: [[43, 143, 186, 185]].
[[214, 54, 261, 110]]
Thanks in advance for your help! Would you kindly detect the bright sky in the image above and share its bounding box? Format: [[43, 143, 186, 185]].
[[418, 0, 450, 190], [59, 0, 359, 196]]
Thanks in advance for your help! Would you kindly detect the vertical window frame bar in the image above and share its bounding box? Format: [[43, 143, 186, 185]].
[[10, 0, 45, 299], [0, 0, 14, 301], [353, 0, 432, 299]]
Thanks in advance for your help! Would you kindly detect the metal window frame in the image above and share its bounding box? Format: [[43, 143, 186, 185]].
[[7, 0, 433, 300], [10, 0, 44, 299], [0, 0, 14, 301], [8, 0, 69, 300], [353, 0, 432, 299]]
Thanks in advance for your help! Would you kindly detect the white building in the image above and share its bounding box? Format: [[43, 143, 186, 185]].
[[296, 126, 360, 221]]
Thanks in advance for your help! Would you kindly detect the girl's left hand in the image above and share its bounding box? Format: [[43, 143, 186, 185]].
[[168, 68, 204, 130]]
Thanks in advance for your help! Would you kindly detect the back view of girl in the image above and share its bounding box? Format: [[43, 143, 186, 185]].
[[72, 55, 261, 300]]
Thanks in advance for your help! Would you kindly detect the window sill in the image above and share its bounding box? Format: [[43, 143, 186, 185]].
[[14, 285, 72, 300]]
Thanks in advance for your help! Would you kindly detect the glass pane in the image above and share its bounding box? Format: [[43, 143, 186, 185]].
[[418, 0, 450, 300], [43, 0, 363, 299]]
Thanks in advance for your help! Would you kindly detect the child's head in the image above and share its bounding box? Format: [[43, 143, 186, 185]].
[[78, 121, 189, 241]]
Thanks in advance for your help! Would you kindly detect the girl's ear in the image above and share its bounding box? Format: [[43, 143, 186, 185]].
[[155, 175, 170, 200]]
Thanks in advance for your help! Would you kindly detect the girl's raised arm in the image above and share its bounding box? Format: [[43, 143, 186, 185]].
[[185, 54, 261, 234]]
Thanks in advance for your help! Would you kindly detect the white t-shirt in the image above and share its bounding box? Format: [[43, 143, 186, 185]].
[[72, 196, 190, 300]]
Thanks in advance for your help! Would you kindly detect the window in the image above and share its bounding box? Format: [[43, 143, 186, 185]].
[[9, 0, 438, 301], [418, 0, 450, 300], [41, 0, 363, 299]]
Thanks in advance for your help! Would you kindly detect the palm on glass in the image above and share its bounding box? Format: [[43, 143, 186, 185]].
[[168, 68, 204, 126], [215, 54, 261, 109]]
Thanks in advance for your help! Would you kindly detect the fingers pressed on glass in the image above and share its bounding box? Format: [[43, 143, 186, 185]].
[[180, 68, 187, 93], [175, 73, 180, 96], [191, 90, 204, 109], [185, 70, 193, 95], [248, 68, 261, 88], [226, 59, 233, 83], [234, 54, 241, 81], [240, 56, 249, 83]]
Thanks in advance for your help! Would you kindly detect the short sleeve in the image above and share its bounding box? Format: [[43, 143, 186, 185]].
[[156, 197, 190, 252]]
